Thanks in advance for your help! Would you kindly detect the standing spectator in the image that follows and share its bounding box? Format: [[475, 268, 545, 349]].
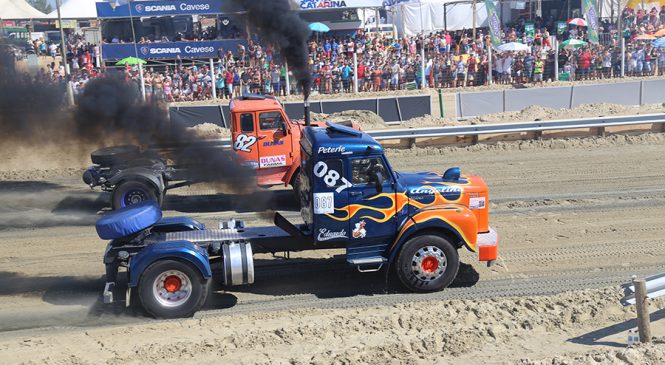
[[533, 57, 544, 86], [270, 66, 281, 95]]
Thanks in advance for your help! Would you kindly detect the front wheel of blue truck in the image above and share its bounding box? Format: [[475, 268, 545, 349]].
[[138, 259, 210, 318], [395, 234, 460, 293]]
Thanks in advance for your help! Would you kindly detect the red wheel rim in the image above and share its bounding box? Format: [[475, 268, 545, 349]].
[[163, 275, 182, 293], [421, 256, 439, 273]]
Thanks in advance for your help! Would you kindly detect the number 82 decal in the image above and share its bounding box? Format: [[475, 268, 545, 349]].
[[234, 134, 257, 152], [313, 161, 352, 193]]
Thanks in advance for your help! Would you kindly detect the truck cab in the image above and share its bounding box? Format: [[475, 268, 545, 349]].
[[298, 123, 497, 291], [229, 94, 302, 187]]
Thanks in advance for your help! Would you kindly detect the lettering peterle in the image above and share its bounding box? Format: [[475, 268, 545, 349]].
[[317, 228, 347, 241], [318, 146, 345, 154], [409, 186, 463, 194]]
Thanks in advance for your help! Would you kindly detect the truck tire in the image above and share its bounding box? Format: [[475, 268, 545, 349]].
[[138, 259, 209, 319], [112, 180, 161, 210], [291, 173, 301, 202], [395, 234, 459, 293], [91, 145, 140, 166]]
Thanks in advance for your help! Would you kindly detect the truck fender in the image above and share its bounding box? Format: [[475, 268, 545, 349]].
[[387, 205, 479, 263], [283, 164, 300, 187], [128, 240, 212, 288], [108, 167, 165, 193]]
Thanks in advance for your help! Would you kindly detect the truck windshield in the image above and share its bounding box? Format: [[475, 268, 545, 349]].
[[259, 111, 285, 130]]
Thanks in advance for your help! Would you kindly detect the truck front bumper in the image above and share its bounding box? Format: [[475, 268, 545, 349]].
[[477, 227, 498, 266]]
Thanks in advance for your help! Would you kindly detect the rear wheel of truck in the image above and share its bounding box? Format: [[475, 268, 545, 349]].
[[112, 180, 161, 210], [138, 259, 209, 319], [91, 145, 140, 166], [395, 234, 459, 293]]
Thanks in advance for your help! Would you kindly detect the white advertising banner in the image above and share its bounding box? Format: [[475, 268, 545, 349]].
[[393, 0, 492, 36]]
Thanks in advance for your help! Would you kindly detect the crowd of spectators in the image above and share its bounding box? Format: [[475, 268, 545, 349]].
[[34, 6, 665, 102]]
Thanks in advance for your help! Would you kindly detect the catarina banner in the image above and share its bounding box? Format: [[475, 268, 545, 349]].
[[484, 0, 502, 49], [101, 40, 247, 60], [583, 0, 599, 44], [298, 0, 384, 10], [97, 0, 224, 18]]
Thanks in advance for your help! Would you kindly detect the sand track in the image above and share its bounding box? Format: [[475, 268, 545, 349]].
[[0, 133, 665, 363]]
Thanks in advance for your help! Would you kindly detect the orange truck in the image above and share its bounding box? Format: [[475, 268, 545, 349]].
[[83, 95, 348, 209]]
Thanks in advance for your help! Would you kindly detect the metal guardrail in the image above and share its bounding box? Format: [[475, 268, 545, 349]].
[[621, 272, 665, 306], [185, 113, 665, 149], [369, 113, 665, 141]]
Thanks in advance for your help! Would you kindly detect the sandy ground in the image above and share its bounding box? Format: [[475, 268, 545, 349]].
[[1, 130, 665, 363]]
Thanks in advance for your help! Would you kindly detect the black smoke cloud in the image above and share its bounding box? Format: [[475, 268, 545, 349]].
[[0, 45, 255, 194], [228, 0, 313, 97]]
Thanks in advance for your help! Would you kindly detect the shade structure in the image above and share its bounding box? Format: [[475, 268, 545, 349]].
[[652, 37, 665, 49], [44, 0, 98, 19], [567, 18, 587, 27], [0, 0, 47, 19], [655, 28, 665, 38], [559, 39, 588, 49], [308, 22, 330, 33], [115, 57, 147, 66], [496, 42, 530, 53]]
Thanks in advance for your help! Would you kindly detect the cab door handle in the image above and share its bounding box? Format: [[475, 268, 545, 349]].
[[349, 191, 362, 196]]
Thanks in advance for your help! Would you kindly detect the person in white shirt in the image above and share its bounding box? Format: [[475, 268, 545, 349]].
[[502, 54, 513, 83], [495, 54, 504, 84]]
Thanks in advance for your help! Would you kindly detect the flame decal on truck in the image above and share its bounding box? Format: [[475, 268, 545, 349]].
[[325, 184, 465, 223], [393, 209, 477, 252]]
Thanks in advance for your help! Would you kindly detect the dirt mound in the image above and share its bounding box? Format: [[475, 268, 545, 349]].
[[185, 123, 231, 140], [402, 114, 466, 128], [387, 132, 665, 159], [312, 110, 387, 130]]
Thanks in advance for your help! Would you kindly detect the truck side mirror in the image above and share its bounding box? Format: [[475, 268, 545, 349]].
[[370, 170, 384, 193]]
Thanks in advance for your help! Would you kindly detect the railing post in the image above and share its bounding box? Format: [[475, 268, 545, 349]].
[[634, 278, 652, 343], [438, 89, 444, 117], [621, 37, 626, 78]]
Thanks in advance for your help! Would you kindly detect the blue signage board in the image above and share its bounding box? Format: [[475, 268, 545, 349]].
[[96, 0, 224, 18], [101, 40, 246, 60]]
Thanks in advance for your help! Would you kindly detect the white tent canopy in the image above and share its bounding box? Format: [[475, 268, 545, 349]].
[[45, 0, 98, 19], [389, 0, 491, 36], [0, 0, 46, 19]]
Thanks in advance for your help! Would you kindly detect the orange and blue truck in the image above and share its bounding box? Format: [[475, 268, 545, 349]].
[[97, 122, 498, 318]]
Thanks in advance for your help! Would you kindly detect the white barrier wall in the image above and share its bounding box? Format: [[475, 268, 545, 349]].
[[456, 80, 665, 119]]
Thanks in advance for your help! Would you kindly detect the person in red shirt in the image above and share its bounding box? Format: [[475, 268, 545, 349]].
[[578, 49, 592, 80], [357, 62, 365, 92], [225, 69, 234, 99]]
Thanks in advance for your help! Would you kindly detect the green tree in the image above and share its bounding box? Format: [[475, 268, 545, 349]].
[[28, 0, 53, 14]]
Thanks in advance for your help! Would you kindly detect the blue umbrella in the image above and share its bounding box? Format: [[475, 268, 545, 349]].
[[652, 37, 665, 48], [309, 22, 330, 33]]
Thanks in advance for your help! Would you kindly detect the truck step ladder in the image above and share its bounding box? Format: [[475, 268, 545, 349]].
[[347, 256, 387, 273]]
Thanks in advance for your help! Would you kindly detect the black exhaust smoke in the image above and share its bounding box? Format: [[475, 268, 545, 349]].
[[0, 43, 256, 194], [228, 0, 313, 122]]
